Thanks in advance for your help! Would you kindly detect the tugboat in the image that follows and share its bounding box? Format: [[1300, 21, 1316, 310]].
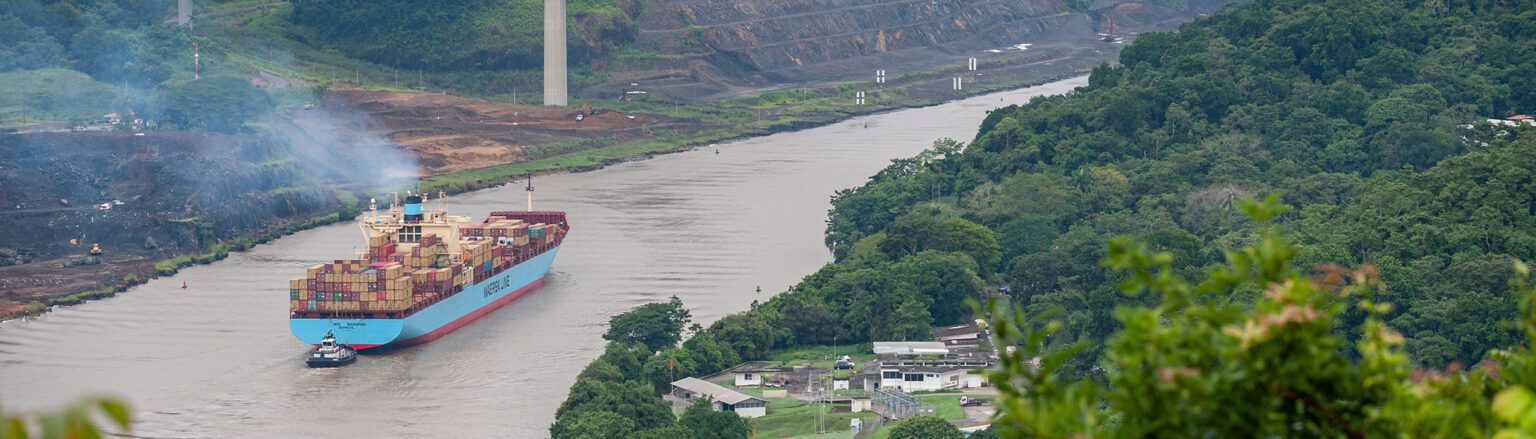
[[306, 331, 358, 368]]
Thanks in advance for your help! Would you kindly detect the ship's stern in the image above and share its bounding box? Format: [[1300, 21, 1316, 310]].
[[290, 318, 405, 350]]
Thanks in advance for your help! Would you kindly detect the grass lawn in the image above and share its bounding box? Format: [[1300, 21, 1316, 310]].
[[864, 426, 892, 439], [766, 344, 876, 367], [787, 432, 856, 439], [917, 395, 967, 421], [751, 402, 878, 439]]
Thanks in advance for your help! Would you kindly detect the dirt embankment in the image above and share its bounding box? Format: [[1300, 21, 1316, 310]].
[[317, 91, 720, 176]]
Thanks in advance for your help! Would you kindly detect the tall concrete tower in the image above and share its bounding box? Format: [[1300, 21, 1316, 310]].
[[543, 0, 568, 107], [177, 0, 192, 26]]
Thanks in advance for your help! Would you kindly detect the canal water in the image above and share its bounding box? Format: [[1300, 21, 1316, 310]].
[[0, 77, 1086, 438]]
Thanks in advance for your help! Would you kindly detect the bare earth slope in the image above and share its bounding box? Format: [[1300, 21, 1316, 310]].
[[590, 0, 1230, 101]]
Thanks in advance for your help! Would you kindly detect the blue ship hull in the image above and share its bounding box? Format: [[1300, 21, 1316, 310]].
[[290, 246, 559, 349]]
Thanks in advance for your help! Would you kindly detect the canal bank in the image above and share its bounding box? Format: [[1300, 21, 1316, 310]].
[[0, 69, 1096, 321], [0, 76, 1087, 438]]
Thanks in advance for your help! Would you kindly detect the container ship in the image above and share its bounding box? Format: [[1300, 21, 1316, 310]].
[[288, 193, 567, 349]]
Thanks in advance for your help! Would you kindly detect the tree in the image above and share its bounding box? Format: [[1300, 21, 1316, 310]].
[[970, 425, 999, 439], [891, 296, 935, 341], [68, 27, 179, 87], [677, 398, 750, 439], [891, 251, 985, 326], [596, 341, 652, 381], [159, 76, 274, 133], [834, 266, 926, 341], [552, 379, 675, 438], [776, 295, 841, 346], [681, 332, 740, 374], [554, 411, 638, 439], [1, 396, 132, 439], [709, 311, 780, 360], [984, 196, 1536, 437], [0, 14, 65, 72], [881, 212, 1001, 275], [996, 214, 1059, 262], [627, 425, 695, 439], [885, 416, 963, 439], [934, 218, 1003, 275], [603, 296, 691, 351]]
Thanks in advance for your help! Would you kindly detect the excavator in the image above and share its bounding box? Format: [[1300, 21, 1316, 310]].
[[70, 236, 103, 256]]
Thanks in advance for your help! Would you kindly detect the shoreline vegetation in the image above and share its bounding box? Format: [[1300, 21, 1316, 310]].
[[4, 73, 1093, 322], [551, 0, 1536, 436]]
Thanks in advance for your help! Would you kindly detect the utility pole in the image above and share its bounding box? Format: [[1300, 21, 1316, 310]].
[[177, 0, 192, 26], [543, 0, 569, 106]]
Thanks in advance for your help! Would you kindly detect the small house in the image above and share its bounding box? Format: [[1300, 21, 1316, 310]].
[[668, 377, 768, 418], [734, 371, 763, 387], [850, 397, 873, 413]]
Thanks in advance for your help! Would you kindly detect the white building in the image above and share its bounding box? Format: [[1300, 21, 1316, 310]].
[[860, 337, 995, 392], [1487, 115, 1536, 127], [734, 371, 763, 387], [833, 378, 850, 390], [850, 397, 873, 413], [877, 365, 989, 392], [668, 377, 768, 418], [872, 341, 950, 356]]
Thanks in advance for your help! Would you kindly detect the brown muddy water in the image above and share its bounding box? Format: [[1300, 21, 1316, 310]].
[[0, 77, 1086, 438]]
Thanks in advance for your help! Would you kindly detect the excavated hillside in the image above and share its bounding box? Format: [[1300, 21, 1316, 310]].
[[653, 0, 1080, 73], [0, 132, 341, 314], [590, 0, 1233, 101]]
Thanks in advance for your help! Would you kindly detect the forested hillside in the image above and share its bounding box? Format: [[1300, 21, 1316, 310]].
[[287, 0, 637, 71], [0, 0, 273, 130], [553, 0, 1536, 436], [821, 0, 1536, 371], [562, 0, 1536, 377]]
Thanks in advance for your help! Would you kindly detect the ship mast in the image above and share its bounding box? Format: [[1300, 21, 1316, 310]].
[[525, 173, 535, 211], [357, 196, 378, 243]]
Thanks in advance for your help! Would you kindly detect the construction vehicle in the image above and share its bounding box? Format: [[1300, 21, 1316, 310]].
[[90, 244, 103, 255]]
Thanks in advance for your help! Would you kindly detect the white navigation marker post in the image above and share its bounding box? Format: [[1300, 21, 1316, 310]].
[[953, 77, 964, 91], [875, 69, 886, 90], [525, 173, 535, 211], [968, 57, 977, 71], [856, 91, 865, 106]]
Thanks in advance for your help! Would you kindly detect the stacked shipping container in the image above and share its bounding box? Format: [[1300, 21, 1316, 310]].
[[289, 261, 412, 312], [288, 216, 567, 317]]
